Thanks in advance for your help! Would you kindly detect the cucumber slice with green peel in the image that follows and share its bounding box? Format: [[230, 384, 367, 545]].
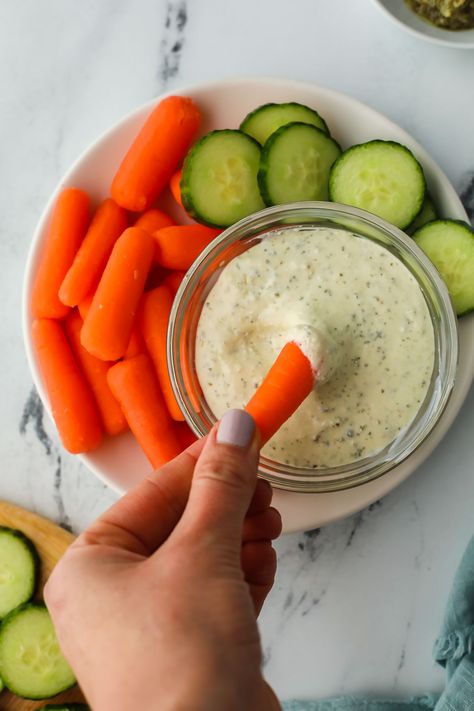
[[240, 101, 329, 144], [0, 527, 39, 618], [258, 122, 341, 206], [37, 705, 89, 710], [180, 129, 265, 227], [329, 140, 426, 229], [413, 219, 474, 316], [0, 603, 75, 699], [406, 193, 437, 235]]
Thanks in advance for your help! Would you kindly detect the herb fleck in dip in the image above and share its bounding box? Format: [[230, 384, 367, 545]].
[[196, 227, 435, 468]]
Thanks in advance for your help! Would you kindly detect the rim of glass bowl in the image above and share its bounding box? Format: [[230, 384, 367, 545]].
[[168, 202, 458, 493]]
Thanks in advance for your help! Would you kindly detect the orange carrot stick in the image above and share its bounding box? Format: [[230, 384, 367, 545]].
[[65, 311, 128, 436], [107, 354, 182, 468], [153, 225, 220, 270], [175, 421, 198, 450], [135, 208, 176, 233], [111, 96, 201, 212], [170, 168, 183, 208], [245, 342, 315, 446], [31, 318, 103, 453], [162, 270, 186, 296], [78, 294, 93, 320], [31, 188, 90, 319], [81, 227, 154, 361], [125, 325, 146, 359], [138, 285, 184, 421], [59, 198, 128, 307]]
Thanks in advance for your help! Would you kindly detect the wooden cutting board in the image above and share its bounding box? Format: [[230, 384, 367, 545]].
[[0, 501, 87, 710]]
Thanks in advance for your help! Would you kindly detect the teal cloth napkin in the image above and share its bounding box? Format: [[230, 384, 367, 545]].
[[283, 536, 474, 711]]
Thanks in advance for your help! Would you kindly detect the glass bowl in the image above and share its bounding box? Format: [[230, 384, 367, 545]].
[[167, 202, 458, 493]]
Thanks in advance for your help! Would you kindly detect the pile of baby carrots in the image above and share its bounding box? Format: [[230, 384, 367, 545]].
[[31, 95, 218, 468]]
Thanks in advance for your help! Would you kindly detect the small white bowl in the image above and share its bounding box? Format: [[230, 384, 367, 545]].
[[372, 0, 474, 48]]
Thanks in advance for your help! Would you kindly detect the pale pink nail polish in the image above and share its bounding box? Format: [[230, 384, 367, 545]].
[[217, 409, 255, 448]]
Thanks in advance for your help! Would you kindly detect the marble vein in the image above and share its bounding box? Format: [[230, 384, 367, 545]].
[[158, 1, 188, 87], [19, 387, 52, 457], [19, 387, 71, 531], [53, 455, 72, 533]]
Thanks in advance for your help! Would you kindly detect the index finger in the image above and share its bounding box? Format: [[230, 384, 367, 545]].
[[76, 438, 205, 556]]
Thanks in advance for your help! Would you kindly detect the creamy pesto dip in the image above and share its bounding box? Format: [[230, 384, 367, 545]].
[[195, 227, 435, 468]]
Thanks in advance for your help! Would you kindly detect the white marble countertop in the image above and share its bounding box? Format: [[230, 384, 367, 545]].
[[1, 0, 474, 704]]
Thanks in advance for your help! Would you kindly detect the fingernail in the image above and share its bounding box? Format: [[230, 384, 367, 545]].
[[217, 409, 255, 448]]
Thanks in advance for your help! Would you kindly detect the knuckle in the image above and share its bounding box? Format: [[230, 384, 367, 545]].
[[197, 452, 250, 492], [43, 563, 65, 611]]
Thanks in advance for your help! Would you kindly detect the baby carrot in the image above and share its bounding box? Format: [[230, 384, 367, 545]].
[[107, 354, 182, 468], [162, 270, 186, 296], [59, 198, 128, 307], [78, 294, 93, 320], [111, 96, 201, 212], [175, 421, 198, 450], [81, 227, 154, 361], [31, 188, 90, 319], [153, 225, 221, 270], [65, 311, 128, 436], [170, 169, 183, 208], [145, 263, 169, 291], [135, 208, 176, 233], [138, 285, 184, 421], [245, 342, 315, 445], [31, 318, 103, 453], [125, 325, 146, 359]]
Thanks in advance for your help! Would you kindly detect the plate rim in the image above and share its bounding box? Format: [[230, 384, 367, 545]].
[[22, 76, 473, 533]]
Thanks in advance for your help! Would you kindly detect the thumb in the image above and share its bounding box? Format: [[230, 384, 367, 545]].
[[175, 409, 259, 550]]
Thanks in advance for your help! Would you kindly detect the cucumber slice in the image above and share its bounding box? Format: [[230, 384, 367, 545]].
[[258, 122, 341, 206], [406, 193, 437, 235], [0, 603, 75, 699], [0, 527, 39, 618], [413, 219, 474, 316], [181, 129, 265, 227], [37, 706, 89, 710], [240, 102, 329, 144], [329, 140, 426, 229], [37, 705, 89, 710]]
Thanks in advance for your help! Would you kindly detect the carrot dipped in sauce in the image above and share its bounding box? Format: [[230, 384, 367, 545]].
[[245, 342, 315, 446]]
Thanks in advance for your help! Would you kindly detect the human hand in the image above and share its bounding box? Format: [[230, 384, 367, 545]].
[[45, 410, 282, 711]]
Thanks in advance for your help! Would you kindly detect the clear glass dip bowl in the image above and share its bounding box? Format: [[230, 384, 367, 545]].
[[168, 202, 458, 493]]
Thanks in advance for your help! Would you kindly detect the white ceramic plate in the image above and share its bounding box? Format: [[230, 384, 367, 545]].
[[372, 0, 474, 48], [22, 77, 474, 533]]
